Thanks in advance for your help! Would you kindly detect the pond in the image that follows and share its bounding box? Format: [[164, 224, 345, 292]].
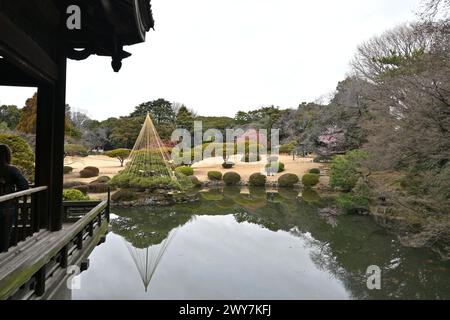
[[57, 188, 450, 300]]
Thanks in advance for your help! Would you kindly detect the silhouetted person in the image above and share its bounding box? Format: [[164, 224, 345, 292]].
[[0, 145, 29, 252]]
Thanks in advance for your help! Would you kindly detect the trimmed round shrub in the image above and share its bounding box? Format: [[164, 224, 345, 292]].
[[223, 172, 241, 186], [64, 166, 74, 174], [249, 173, 267, 187], [189, 176, 203, 188], [265, 162, 285, 174], [175, 166, 194, 176], [92, 176, 111, 184], [302, 173, 320, 188], [207, 171, 223, 181], [111, 189, 138, 202], [309, 168, 321, 175], [222, 162, 235, 169], [63, 189, 89, 201], [80, 166, 100, 178], [278, 174, 300, 188]]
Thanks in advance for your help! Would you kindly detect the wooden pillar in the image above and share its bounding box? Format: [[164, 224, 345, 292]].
[[35, 84, 54, 230], [49, 53, 67, 232]]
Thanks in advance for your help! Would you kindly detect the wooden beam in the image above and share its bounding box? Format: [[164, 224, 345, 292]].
[[0, 13, 58, 83], [35, 85, 54, 230], [48, 53, 67, 232], [0, 60, 40, 87]]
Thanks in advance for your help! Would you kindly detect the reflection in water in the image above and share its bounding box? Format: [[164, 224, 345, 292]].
[[62, 187, 450, 300], [123, 230, 177, 292]]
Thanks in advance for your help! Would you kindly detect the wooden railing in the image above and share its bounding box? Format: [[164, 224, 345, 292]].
[[0, 187, 48, 250], [0, 199, 111, 299]]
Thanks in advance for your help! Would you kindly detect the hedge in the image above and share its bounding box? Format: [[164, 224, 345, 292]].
[[0, 134, 35, 180]]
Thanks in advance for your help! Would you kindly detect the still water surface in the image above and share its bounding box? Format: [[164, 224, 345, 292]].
[[59, 188, 450, 300]]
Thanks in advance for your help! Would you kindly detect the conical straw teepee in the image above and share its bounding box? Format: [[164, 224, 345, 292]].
[[123, 113, 175, 180]]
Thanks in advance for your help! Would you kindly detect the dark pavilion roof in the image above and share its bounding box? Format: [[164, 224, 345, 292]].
[[64, 0, 155, 71], [0, 0, 155, 73]]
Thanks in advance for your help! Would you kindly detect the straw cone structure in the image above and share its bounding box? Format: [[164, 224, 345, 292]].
[[124, 113, 175, 180]]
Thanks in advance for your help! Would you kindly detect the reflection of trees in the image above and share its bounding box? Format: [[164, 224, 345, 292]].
[[112, 187, 450, 299]]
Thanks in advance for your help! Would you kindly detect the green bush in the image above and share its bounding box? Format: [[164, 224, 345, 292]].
[[92, 176, 111, 184], [336, 180, 370, 214], [63, 189, 89, 201], [223, 172, 241, 186], [265, 162, 285, 174], [175, 166, 194, 176], [80, 166, 100, 178], [309, 168, 321, 175], [111, 189, 139, 202], [278, 174, 299, 188], [64, 144, 89, 157], [64, 166, 73, 174], [207, 171, 223, 181], [110, 172, 180, 191], [330, 150, 368, 191], [249, 173, 267, 187], [302, 173, 320, 188], [0, 134, 35, 180]]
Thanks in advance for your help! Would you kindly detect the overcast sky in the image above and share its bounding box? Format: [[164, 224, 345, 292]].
[[0, 0, 422, 120]]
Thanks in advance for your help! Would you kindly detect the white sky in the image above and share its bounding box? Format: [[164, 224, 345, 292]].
[[0, 0, 421, 120]]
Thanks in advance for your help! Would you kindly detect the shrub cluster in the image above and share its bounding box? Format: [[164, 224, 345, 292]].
[[0, 134, 35, 180], [110, 173, 180, 190], [63, 189, 89, 201]]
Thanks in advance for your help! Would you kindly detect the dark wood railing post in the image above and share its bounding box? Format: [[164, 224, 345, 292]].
[[34, 265, 46, 297]]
